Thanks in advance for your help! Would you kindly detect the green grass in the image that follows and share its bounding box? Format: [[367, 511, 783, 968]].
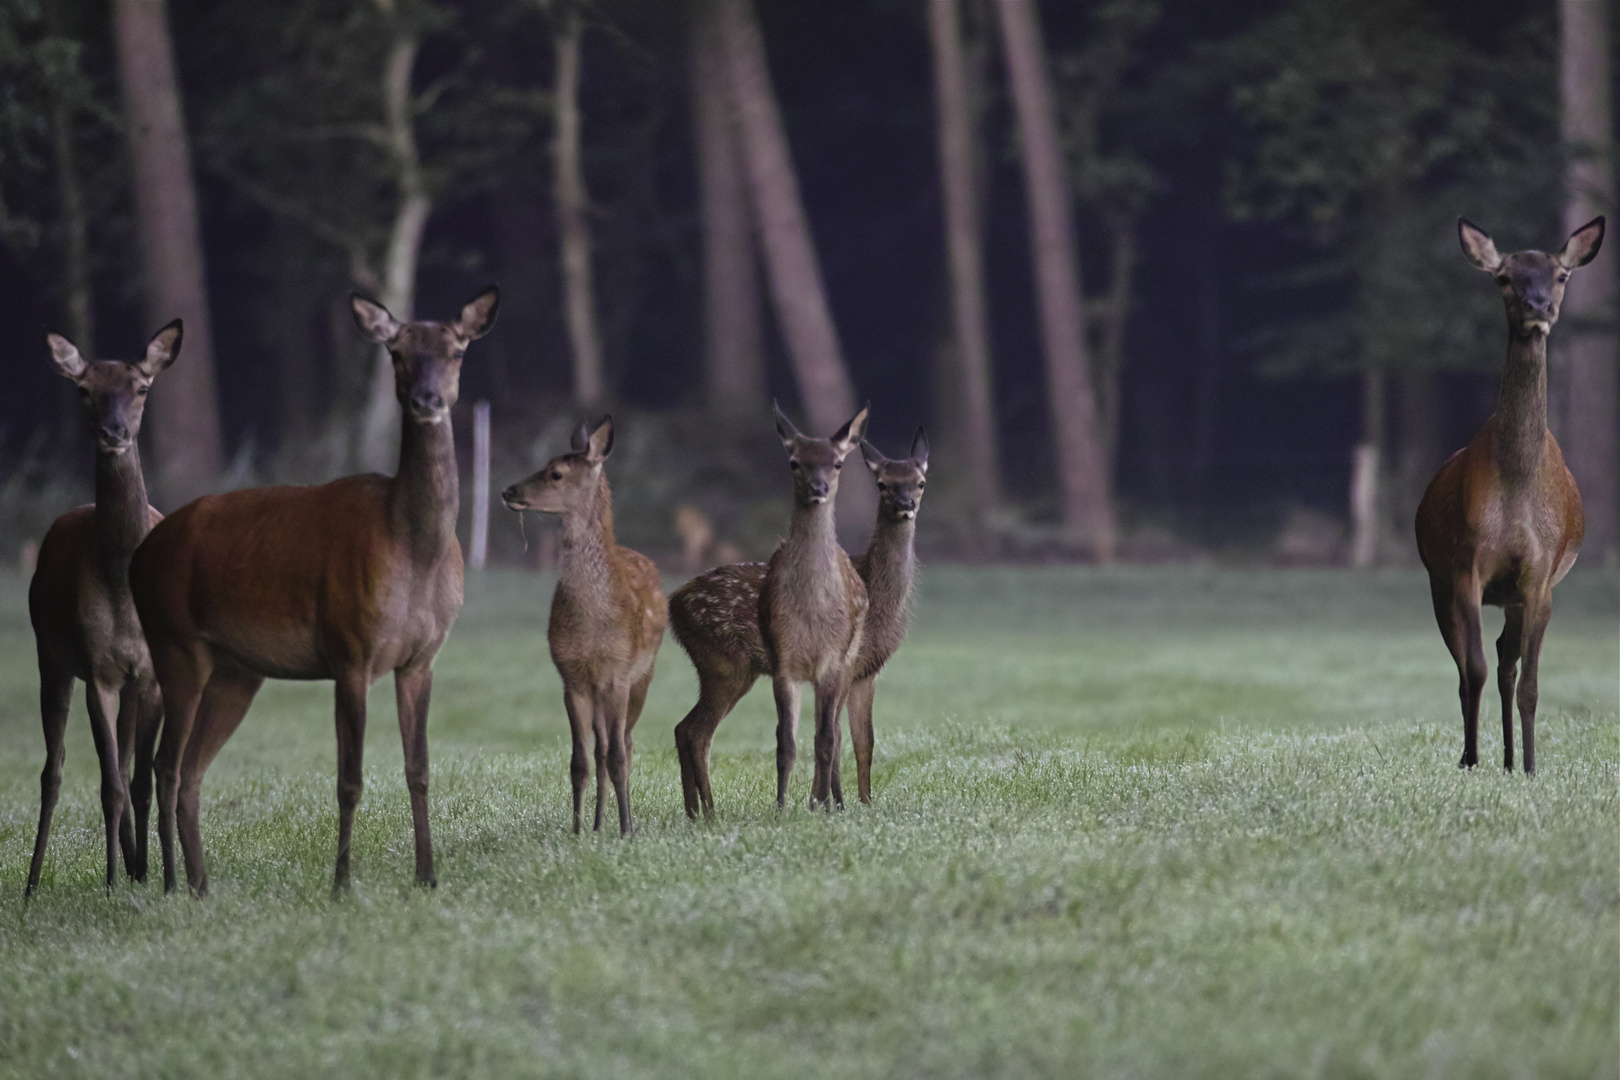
[[0, 565, 1615, 1079]]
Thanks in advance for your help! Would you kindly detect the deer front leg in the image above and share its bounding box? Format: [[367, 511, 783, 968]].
[[27, 652, 74, 898], [84, 679, 129, 892], [772, 677, 802, 808], [846, 676, 877, 805], [604, 685, 634, 836], [1496, 605, 1524, 772], [563, 686, 592, 834], [128, 675, 162, 885], [115, 681, 140, 878], [1517, 595, 1553, 776], [810, 675, 845, 811], [394, 665, 437, 887]]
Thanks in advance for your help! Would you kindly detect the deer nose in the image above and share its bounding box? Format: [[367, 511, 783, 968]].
[[807, 478, 830, 499], [894, 494, 916, 512], [501, 485, 522, 507], [410, 389, 445, 414], [97, 422, 129, 444]]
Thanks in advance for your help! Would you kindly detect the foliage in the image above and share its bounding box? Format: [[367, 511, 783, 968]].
[[0, 567, 1615, 1077]]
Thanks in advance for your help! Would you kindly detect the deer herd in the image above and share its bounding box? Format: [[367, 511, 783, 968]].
[[18, 216, 1603, 898]]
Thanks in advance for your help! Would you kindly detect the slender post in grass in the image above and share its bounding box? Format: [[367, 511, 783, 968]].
[[471, 400, 491, 570]]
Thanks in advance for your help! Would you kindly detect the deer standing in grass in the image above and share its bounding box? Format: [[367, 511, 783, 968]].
[[671, 428, 927, 816], [1416, 218, 1600, 774], [501, 416, 666, 835], [26, 322, 181, 895], [130, 288, 498, 895]]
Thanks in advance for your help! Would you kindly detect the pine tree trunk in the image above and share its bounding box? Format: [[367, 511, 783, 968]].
[[928, 0, 1001, 551], [1349, 368, 1386, 568], [554, 6, 605, 408], [358, 33, 431, 474], [1557, 0, 1618, 563], [1393, 370, 1440, 560], [112, 0, 223, 501], [994, 0, 1115, 559], [1092, 220, 1137, 478], [692, 0, 764, 416], [46, 0, 93, 446]]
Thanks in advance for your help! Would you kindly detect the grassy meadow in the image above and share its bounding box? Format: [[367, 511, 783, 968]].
[[0, 565, 1615, 1078]]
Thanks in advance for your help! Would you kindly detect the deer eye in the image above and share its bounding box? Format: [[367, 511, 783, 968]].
[[789, 460, 800, 470], [78, 387, 90, 398], [550, 470, 563, 481], [918, 481, 926, 489], [834, 461, 843, 470], [1557, 273, 1569, 283], [876, 481, 887, 491], [1495, 274, 1511, 286], [136, 387, 148, 397]]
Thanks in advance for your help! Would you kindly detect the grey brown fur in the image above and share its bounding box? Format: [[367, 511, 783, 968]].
[[503, 416, 667, 835], [26, 322, 181, 895]]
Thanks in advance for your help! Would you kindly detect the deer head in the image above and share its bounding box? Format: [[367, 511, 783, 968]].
[[861, 427, 929, 521], [773, 402, 870, 508], [1459, 217, 1605, 339], [352, 286, 500, 424], [48, 320, 182, 455], [502, 415, 614, 515]]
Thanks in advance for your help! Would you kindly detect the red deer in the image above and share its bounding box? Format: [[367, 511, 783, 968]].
[[501, 417, 667, 835], [1415, 218, 1601, 774], [670, 428, 927, 816], [130, 287, 498, 895], [26, 322, 181, 894]]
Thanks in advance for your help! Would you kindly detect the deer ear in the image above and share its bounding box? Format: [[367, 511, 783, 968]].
[[773, 400, 801, 450], [830, 403, 870, 457], [1558, 216, 1605, 269], [352, 294, 402, 343], [1458, 218, 1503, 273], [46, 332, 88, 382], [570, 420, 591, 453], [860, 438, 885, 476], [586, 415, 615, 462], [457, 285, 500, 339], [135, 318, 183, 377], [910, 426, 929, 472]]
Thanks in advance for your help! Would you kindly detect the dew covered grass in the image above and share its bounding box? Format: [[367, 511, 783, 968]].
[[0, 565, 1615, 1078]]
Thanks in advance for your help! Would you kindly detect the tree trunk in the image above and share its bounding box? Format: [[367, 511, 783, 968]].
[[554, 6, 605, 408], [1189, 215, 1222, 513], [46, 0, 93, 445], [1393, 369, 1440, 558], [1090, 219, 1137, 478], [928, 0, 1001, 551], [358, 33, 432, 474], [692, 0, 764, 415], [112, 0, 223, 501], [1557, 0, 1618, 564], [1349, 368, 1386, 567], [994, 0, 1115, 559]]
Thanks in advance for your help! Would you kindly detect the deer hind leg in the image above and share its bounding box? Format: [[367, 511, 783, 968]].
[[1517, 594, 1553, 776], [674, 666, 755, 819], [771, 677, 803, 808], [128, 674, 162, 884], [563, 686, 592, 834], [180, 662, 264, 897], [26, 650, 74, 897], [84, 679, 130, 892], [1431, 576, 1486, 768], [394, 665, 436, 887], [1496, 605, 1525, 772], [845, 677, 877, 805], [150, 644, 209, 894], [330, 669, 368, 895]]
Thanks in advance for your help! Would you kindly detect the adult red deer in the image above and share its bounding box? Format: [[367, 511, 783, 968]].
[[26, 322, 180, 895], [671, 428, 927, 816], [1415, 219, 1600, 774], [130, 287, 498, 895], [500, 416, 667, 835]]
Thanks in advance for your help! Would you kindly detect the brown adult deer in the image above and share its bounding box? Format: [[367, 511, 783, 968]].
[[1415, 218, 1600, 774], [501, 417, 667, 835], [754, 403, 870, 809], [130, 287, 498, 895], [26, 322, 180, 895], [670, 427, 927, 816]]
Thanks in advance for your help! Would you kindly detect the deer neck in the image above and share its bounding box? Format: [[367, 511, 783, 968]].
[[780, 499, 844, 595], [1494, 328, 1549, 483], [390, 413, 460, 564], [557, 477, 616, 612], [93, 446, 150, 584], [861, 513, 916, 610]]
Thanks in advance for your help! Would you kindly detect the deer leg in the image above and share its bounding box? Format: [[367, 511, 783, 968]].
[[810, 676, 844, 811], [675, 667, 755, 819], [772, 677, 802, 808], [26, 651, 74, 898], [592, 704, 609, 833], [605, 685, 634, 837], [331, 670, 369, 894], [846, 677, 877, 805], [151, 644, 209, 895], [1517, 595, 1553, 776], [178, 663, 263, 898], [84, 679, 129, 892], [1496, 605, 1525, 772], [128, 674, 162, 885], [394, 665, 437, 887], [115, 682, 140, 878], [1431, 576, 1486, 768], [563, 687, 592, 834], [626, 663, 654, 753]]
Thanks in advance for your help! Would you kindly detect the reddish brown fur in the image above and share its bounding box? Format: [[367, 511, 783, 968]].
[[26, 322, 180, 894], [129, 288, 498, 894], [1415, 218, 1598, 774], [670, 429, 928, 815], [502, 416, 667, 835]]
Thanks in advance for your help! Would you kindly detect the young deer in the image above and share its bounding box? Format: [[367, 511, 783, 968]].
[[130, 287, 498, 895], [502, 417, 667, 835], [26, 322, 180, 895], [670, 428, 927, 816], [1415, 218, 1600, 774], [758, 403, 870, 809]]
